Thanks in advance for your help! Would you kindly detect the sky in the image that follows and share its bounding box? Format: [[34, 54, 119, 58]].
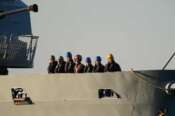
[[11, 0, 175, 74]]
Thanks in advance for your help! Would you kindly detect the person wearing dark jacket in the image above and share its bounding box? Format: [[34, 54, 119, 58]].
[[105, 53, 121, 72], [48, 55, 58, 73], [55, 56, 66, 73], [93, 56, 104, 73], [84, 57, 93, 73], [74, 54, 85, 73], [65, 52, 75, 73]]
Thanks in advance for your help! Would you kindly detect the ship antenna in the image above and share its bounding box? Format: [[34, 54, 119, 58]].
[[162, 51, 175, 70]]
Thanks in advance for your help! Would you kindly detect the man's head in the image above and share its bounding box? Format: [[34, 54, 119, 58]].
[[86, 57, 92, 64], [74, 54, 82, 64], [66, 52, 72, 61], [50, 55, 55, 61], [95, 56, 102, 65], [58, 56, 64, 63], [107, 53, 114, 63]]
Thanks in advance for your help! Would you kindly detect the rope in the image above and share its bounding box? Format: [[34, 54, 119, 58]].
[[162, 51, 175, 70]]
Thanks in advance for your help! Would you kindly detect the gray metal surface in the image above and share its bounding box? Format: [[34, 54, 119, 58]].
[[0, 71, 172, 116]]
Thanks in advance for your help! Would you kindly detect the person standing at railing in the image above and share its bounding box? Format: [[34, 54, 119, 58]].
[[65, 52, 75, 73], [84, 57, 93, 73], [55, 56, 66, 73], [74, 54, 85, 73], [47, 55, 57, 73], [93, 56, 105, 73], [105, 53, 121, 72]]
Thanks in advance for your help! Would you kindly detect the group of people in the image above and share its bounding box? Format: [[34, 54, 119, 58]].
[[47, 52, 121, 74]]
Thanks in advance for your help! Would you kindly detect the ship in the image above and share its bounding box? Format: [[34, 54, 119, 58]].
[[0, 0, 175, 116]]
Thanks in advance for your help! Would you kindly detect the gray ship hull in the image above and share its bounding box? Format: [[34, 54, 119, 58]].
[[0, 70, 174, 116]]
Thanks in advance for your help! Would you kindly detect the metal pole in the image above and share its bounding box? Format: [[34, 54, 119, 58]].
[[0, 4, 38, 18], [162, 52, 175, 70]]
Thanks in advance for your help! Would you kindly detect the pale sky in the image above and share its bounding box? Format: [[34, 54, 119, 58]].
[[12, 0, 175, 74]]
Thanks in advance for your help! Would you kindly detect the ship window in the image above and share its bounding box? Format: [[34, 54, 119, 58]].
[[98, 89, 121, 99]]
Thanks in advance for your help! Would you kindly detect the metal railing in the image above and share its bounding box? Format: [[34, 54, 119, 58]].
[[0, 35, 39, 68]]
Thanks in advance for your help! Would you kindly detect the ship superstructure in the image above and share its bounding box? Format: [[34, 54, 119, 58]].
[[0, 0, 38, 69]]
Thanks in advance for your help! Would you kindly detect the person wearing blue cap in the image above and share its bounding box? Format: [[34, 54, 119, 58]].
[[65, 52, 75, 73], [93, 56, 105, 72], [84, 57, 94, 73]]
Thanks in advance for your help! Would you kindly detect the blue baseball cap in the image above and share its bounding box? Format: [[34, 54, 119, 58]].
[[86, 57, 91, 63], [96, 56, 102, 61], [66, 52, 72, 58]]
